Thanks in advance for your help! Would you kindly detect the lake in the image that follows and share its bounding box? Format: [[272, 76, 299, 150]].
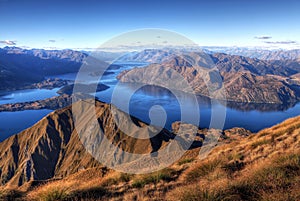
[[0, 109, 52, 141], [0, 88, 60, 105], [0, 62, 299, 142], [96, 82, 300, 132]]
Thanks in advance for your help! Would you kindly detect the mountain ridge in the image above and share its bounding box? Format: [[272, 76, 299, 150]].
[[117, 63, 300, 104], [0, 100, 176, 188]]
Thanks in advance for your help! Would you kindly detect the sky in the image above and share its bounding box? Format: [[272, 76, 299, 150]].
[[1, 0, 300, 50]]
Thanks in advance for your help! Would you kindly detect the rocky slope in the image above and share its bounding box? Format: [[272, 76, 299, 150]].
[[220, 71, 300, 103]]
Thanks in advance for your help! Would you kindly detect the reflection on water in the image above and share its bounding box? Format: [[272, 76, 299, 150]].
[[120, 83, 299, 112], [224, 101, 298, 112]]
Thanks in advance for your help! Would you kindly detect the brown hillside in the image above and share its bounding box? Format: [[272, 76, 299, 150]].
[[17, 115, 299, 201], [117, 63, 300, 103], [0, 103, 298, 200], [0, 100, 175, 189]]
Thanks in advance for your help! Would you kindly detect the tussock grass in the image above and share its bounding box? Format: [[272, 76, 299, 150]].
[[185, 158, 225, 182], [251, 154, 300, 190], [0, 189, 23, 201], [251, 138, 272, 149], [132, 168, 176, 188], [166, 184, 223, 201], [101, 177, 118, 187], [177, 158, 194, 166], [35, 187, 69, 201], [28, 181, 110, 201], [68, 186, 108, 200], [227, 152, 244, 161], [168, 153, 300, 201], [119, 173, 133, 182]]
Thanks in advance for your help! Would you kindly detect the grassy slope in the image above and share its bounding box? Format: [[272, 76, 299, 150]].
[[0, 115, 299, 201]]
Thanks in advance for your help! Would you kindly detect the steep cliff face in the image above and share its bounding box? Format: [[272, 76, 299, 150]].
[[0, 100, 174, 188]]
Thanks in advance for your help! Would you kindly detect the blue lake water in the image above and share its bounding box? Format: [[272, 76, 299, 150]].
[[0, 88, 59, 104], [0, 109, 52, 141], [0, 62, 300, 142], [96, 82, 300, 132]]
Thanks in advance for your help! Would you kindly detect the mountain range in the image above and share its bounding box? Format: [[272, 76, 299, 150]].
[[0, 47, 87, 90], [117, 50, 300, 103], [118, 49, 300, 75], [205, 46, 300, 60], [2, 47, 300, 103]]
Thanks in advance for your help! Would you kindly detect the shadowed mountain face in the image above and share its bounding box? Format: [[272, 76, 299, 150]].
[[0, 47, 118, 91], [0, 100, 177, 187], [0, 47, 87, 90]]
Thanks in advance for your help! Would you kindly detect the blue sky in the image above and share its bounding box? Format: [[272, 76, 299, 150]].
[[0, 0, 300, 50]]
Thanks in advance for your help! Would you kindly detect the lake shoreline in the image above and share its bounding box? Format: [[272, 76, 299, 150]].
[[0, 78, 71, 93]]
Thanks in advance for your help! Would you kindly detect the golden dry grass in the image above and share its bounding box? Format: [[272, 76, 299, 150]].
[[164, 115, 300, 201], [167, 153, 300, 201], [2, 115, 299, 201]]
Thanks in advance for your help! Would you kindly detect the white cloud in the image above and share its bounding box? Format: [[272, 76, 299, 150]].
[[0, 40, 16, 45], [254, 36, 272, 40]]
